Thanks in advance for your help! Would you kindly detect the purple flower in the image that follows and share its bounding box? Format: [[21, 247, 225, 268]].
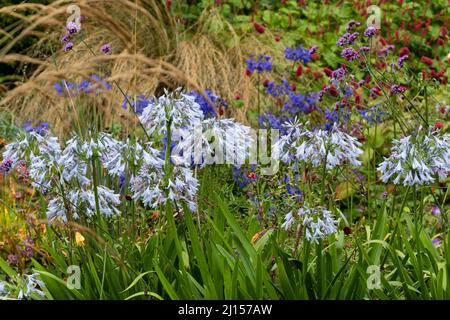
[[60, 34, 70, 44], [363, 26, 377, 37], [0, 159, 13, 174], [341, 47, 359, 62], [348, 32, 359, 44], [64, 42, 74, 52], [432, 237, 441, 246], [359, 46, 370, 53], [309, 45, 319, 54], [331, 67, 346, 80], [345, 20, 361, 32], [101, 43, 111, 54], [397, 54, 408, 68], [391, 84, 406, 95], [359, 105, 385, 124], [7, 254, 19, 266], [337, 33, 350, 46], [379, 45, 395, 57], [66, 22, 80, 35], [431, 206, 441, 215]]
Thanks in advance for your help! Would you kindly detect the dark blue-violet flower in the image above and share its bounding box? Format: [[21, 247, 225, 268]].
[[284, 46, 311, 63], [121, 94, 153, 115], [359, 105, 385, 124], [188, 89, 227, 118], [246, 54, 273, 74], [23, 119, 49, 135], [265, 80, 291, 98]]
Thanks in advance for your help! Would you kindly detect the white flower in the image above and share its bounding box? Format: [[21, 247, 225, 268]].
[[24, 273, 45, 298], [79, 186, 121, 217], [139, 88, 204, 136], [378, 132, 450, 186], [3, 132, 63, 189], [274, 120, 363, 169], [46, 196, 69, 222], [172, 118, 254, 167], [60, 136, 90, 186], [282, 205, 338, 243], [0, 273, 45, 300], [130, 160, 198, 211]]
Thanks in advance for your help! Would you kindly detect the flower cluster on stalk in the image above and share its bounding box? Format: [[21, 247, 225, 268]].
[[282, 206, 338, 243], [274, 119, 363, 170], [377, 131, 450, 186]]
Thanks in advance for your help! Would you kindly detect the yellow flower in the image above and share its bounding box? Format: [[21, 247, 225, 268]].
[[75, 231, 85, 246], [251, 232, 261, 244]]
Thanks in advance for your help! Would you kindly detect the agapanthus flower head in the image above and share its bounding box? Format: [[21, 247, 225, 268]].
[[284, 46, 311, 63], [139, 88, 204, 136], [378, 132, 450, 186], [245, 54, 272, 74], [282, 205, 338, 243], [171, 118, 253, 168], [274, 120, 363, 169], [341, 47, 360, 62], [2, 130, 128, 221], [363, 26, 377, 37], [0, 273, 45, 300], [130, 163, 198, 212]]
